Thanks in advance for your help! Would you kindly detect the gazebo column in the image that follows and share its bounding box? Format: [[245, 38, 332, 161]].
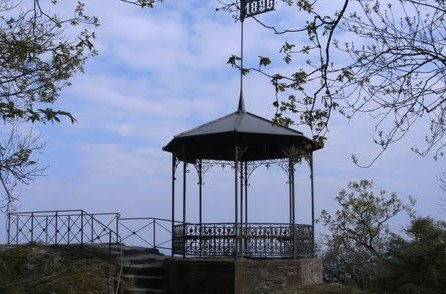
[[239, 161, 249, 256], [182, 160, 187, 258], [197, 159, 203, 256], [240, 162, 243, 230], [234, 146, 239, 259], [244, 161, 248, 225], [288, 158, 296, 259], [171, 154, 177, 257], [310, 152, 315, 257], [239, 160, 245, 257]]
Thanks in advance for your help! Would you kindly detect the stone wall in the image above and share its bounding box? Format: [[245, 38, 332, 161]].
[[235, 259, 323, 294], [165, 258, 322, 294], [165, 259, 235, 294]]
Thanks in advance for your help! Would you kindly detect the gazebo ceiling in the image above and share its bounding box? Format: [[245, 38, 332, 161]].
[[163, 110, 322, 163]]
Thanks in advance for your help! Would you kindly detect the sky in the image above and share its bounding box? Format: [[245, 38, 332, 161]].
[[2, 1, 445, 244]]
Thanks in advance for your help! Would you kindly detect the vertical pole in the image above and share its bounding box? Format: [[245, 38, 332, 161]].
[[171, 154, 176, 257], [234, 146, 239, 259], [240, 161, 244, 227], [310, 153, 315, 257], [7, 213, 10, 244], [198, 159, 203, 257], [15, 215, 19, 244], [244, 161, 248, 225], [153, 220, 156, 249], [182, 161, 187, 258], [108, 231, 112, 255], [55, 211, 58, 245], [198, 159, 203, 226], [80, 211, 84, 245], [45, 216, 48, 244], [288, 160, 292, 225], [238, 2, 246, 112], [90, 214, 94, 244], [238, 0, 246, 257], [291, 158, 296, 260], [67, 215, 71, 244], [240, 160, 244, 257], [115, 213, 116, 245], [30, 212, 34, 244], [288, 158, 296, 259], [244, 161, 248, 255]]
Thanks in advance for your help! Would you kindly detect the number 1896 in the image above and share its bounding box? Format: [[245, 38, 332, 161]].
[[245, 0, 274, 16]]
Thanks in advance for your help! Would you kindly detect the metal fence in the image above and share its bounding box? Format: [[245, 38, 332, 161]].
[[118, 217, 174, 254], [6, 210, 175, 255], [5, 211, 313, 258], [173, 222, 314, 258]]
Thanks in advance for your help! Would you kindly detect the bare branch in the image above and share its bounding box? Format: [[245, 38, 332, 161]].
[[0, 125, 46, 209]]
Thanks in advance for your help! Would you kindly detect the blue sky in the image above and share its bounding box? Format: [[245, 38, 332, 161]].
[[2, 1, 444, 241]]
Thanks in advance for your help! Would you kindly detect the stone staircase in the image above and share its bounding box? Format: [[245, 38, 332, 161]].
[[110, 245, 169, 294]]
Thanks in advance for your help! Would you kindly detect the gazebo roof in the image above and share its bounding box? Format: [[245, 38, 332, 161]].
[[163, 110, 322, 163]]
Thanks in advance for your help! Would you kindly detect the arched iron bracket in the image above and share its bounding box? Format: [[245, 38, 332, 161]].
[[173, 155, 180, 174]]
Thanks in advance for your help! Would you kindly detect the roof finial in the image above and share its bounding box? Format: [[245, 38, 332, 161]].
[[238, 89, 245, 112]]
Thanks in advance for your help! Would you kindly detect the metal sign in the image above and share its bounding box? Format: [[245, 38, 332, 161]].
[[242, 0, 275, 20]]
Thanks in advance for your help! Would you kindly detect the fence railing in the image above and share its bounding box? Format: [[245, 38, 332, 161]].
[[118, 217, 176, 254], [6, 210, 175, 255], [5, 211, 312, 258], [173, 222, 314, 258]]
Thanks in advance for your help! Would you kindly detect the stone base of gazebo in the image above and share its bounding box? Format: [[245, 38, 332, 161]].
[[165, 258, 323, 294]]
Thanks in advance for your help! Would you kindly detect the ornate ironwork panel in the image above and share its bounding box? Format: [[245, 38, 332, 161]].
[[172, 222, 313, 258]]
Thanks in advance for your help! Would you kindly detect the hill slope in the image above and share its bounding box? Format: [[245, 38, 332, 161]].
[[0, 244, 118, 294]]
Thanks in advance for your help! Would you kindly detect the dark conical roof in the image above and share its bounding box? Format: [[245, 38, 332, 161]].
[[163, 110, 322, 163]]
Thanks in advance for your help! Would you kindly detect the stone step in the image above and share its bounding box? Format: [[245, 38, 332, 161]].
[[122, 274, 165, 289], [123, 263, 165, 276], [85, 244, 163, 258], [120, 253, 166, 265], [124, 287, 168, 294]]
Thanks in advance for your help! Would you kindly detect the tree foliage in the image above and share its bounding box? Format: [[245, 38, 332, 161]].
[[221, 0, 446, 165], [320, 181, 446, 292], [319, 180, 415, 287], [373, 217, 446, 293], [0, 0, 160, 208]]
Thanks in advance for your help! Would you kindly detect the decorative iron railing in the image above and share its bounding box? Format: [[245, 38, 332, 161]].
[[6, 210, 176, 255], [173, 223, 314, 258], [7, 210, 119, 254], [6, 211, 313, 258]]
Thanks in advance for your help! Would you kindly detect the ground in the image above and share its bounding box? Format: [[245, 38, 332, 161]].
[[279, 283, 365, 294], [0, 244, 118, 294], [0, 244, 362, 294]]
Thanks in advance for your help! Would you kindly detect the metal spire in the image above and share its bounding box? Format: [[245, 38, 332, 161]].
[[237, 0, 275, 112], [238, 1, 246, 112]]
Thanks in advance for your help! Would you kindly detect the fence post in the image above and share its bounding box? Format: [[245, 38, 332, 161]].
[[109, 231, 112, 255], [30, 212, 34, 244], [67, 215, 71, 244], [6, 213, 10, 244], [80, 211, 84, 245], [91, 214, 94, 244], [115, 213, 119, 244], [153, 219, 156, 249], [55, 211, 58, 245], [45, 216, 48, 244]]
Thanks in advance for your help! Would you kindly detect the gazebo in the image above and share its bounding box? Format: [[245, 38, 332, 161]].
[[163, 99, 322, 259]]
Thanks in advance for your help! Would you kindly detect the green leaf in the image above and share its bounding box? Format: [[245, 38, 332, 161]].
[[258, 56, 271, 67]]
